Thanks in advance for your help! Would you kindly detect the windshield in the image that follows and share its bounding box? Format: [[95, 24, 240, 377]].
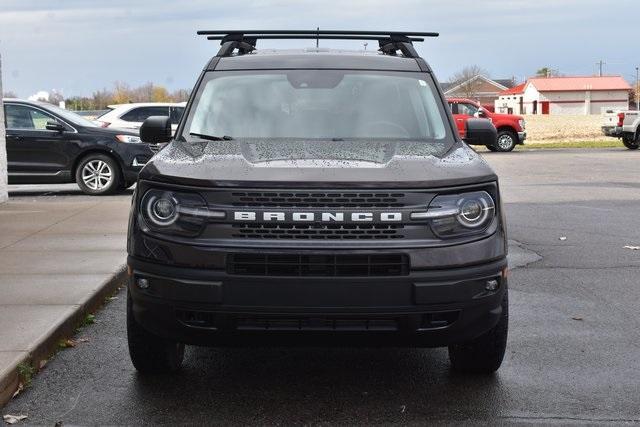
[[45, 103, 99, 128], [183, 70, 450, 142]]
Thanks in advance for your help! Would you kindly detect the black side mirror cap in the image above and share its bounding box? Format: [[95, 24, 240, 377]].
[[140, 116, 172, 144], [45, 121, 65, 132], [463, 118, 497, 146]]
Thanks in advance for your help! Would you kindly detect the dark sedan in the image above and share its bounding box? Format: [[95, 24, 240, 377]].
[[3, 99, 156, 195]]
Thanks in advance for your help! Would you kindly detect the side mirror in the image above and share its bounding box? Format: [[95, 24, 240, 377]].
[[464, 118, 497, 146], [140, 116, 172, 144], [46, 121, 65, 132], [474, 109, 487, 118]]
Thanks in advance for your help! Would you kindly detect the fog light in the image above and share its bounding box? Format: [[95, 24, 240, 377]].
[[485, 279, 499, 291], [137, 278, 150, 289]]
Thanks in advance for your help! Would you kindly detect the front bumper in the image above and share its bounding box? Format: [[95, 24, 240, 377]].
[[517, 131, 527, 143], [127, 255, 508, 347], [119, 144, 155, 183]]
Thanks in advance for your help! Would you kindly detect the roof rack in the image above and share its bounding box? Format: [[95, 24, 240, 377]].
[[196, 30, 439, 58]]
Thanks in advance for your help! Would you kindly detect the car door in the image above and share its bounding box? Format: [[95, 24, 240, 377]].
[[451, 102, 479, 139], [4, 103, 74, 182], [119, 106, 170, 131]]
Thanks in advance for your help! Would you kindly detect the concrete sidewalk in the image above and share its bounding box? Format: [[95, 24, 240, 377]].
[[0, 189, 131, 405]]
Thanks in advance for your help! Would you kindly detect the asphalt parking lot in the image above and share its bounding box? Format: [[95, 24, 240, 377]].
[[3, 148, 640, 425]]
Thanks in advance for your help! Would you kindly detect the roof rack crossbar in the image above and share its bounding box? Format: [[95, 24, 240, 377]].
[[199, 30, 438, 58], [207, 35, 425, 42], [197, 30, 439, 37]]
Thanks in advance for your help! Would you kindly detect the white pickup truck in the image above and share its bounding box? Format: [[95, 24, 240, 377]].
[[602, 110, 640, 149]]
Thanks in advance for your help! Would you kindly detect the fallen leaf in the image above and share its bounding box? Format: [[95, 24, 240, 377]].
[[39, 359, 47, 370], [61, 339, 76, 348], [572, 316, 583, 321], [3, 414, 28, 425], [623, 245, 640, 251], [76, 338, 90, 343], [11, 384, 24, 399], [559, 236, 567, 241], [400, 405, 406, 413]]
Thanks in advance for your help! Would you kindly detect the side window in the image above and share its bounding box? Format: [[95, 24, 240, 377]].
[[448, 103, 458, 114], [169, 107, 185, 125], [120, 106, 169, 122], [458, 103, 479, 116], [5, 104, 58, 130]]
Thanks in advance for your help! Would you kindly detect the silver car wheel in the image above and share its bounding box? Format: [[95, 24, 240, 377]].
[[497, 134, 514, 150], [81, 160, 113, 191]]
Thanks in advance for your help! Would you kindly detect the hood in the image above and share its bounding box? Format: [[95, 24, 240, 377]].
[[490, 112, 524, 121], [84, 126, 138, 137], [139, 139, 497, 189]]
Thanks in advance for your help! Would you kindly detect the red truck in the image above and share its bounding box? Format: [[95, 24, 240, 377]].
[[448, 98, 526, 152]]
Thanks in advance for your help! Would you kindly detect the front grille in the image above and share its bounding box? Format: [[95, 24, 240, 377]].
[[227, 254, 409, 277], [231, 192, 406, 208], [235, 317, 399, 331], [232, 223, 404, 240]]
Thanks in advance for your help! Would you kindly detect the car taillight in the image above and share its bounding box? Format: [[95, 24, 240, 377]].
[[617, 112, 625, 127]]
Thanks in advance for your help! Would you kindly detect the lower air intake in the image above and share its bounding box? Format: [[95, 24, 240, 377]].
[[227, 253, 409, 277]]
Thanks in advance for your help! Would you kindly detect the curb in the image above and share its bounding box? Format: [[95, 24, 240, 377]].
[[0, 265, 128, 407]]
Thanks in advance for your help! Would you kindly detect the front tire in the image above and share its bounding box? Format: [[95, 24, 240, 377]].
[[75, 154, 121, 195], [127, 292, 184, 374], [494, 130, 517, 152], [448, 291, 508, 374], [622, 134, 640, 150]]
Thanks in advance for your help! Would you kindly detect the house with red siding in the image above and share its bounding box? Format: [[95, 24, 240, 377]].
[[495, 76, 631, 115]]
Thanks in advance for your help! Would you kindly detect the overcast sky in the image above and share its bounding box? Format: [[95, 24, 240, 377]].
[[0, 0, 638, 98]]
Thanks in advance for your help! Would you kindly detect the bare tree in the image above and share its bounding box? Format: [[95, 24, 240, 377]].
[[2, 90, 17, 98], [449, 65, 490, 99], [535, 67, 561, 78], [48, 90, 64, 106]]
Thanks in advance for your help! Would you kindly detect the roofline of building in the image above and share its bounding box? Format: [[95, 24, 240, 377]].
[[444, 74, 509, 95]]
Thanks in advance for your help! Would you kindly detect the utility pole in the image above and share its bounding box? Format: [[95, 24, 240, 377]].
[[596, 60, 606, 77], [636, 67, 639, 110], [0, 52, 7, 203]]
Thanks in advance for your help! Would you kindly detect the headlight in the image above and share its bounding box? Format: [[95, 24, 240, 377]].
[[411, 191, 496, 238], [139, 189, 224, 237], [518, 119, 525, 130], [115, 135, 141, 143]]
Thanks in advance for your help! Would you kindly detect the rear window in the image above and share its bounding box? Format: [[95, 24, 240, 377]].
[[121, 106, 169, 122]]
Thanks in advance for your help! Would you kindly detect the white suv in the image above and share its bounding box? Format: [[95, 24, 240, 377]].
[[94, 102, 186, 133]]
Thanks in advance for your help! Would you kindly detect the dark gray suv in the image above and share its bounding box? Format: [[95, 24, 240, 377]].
[[126, 31, 507, 374]]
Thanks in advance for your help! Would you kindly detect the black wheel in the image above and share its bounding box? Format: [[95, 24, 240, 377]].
[[486, 145, 498, 152], [127, 292, 184, 374], [622, 134, 639, 150], [494, 130, 517, 152], [75, 154, 121, 195], [448, 291, 508, 374]]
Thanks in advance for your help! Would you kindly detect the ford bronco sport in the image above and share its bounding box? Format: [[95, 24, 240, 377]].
[[126, 30, 508, 374]]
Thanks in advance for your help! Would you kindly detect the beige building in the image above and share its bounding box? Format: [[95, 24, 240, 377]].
[[443, 75, 516, 107], [495, 76, 631, 115]]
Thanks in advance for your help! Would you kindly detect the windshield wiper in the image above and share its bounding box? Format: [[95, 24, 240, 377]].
[[189, 132, 234, 141]]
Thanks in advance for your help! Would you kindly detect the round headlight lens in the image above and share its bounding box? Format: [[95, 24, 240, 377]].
[[145, 195, 178, 226], [456, 194, 493, 228]]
